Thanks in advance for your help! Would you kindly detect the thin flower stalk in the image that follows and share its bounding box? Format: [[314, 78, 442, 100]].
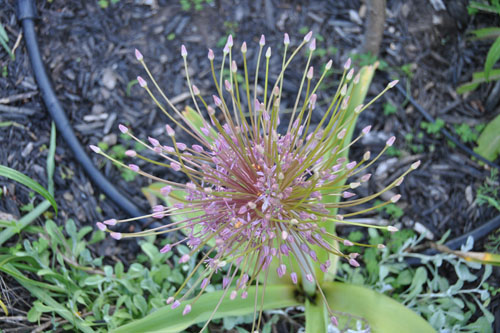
[[91, 32, 419, 329]]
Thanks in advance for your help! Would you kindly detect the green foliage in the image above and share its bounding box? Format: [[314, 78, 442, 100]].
[[421, 118, 445, 135], [0, 22, 15, 60], [180, 0, 213, 11], [97, 141, 138, 182], [0, 217, 210, 331], [0, 165, 58, 215], [454, 123, 484, 143], [405, 132, 425, 154], [98, 0, 120, 9], [383, 102, 398, 116], [337, 232, 495, 331], [476, 169, 500, 211], [374, 200, 404, 220], [458, 1, 500, 93], [474, 113, 500, 161]]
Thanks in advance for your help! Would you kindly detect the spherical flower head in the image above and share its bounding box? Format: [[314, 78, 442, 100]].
[[96, 33, 419, 332]]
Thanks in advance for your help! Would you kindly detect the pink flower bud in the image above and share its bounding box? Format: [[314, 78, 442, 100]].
[[201, 278, 210, 289], [304, 31, 313, 42], [182, 304, 191, 315], [361, 173, 372, 182], [411, 160, 421, 169], [160, 244, 172, 253], [135, 49, 143, 61], [344, 58, 351, 70], [343, 191, 355, 198], [118, 124, 128, 134], [265, 47, 271, 58], [179, 254, 190, 263], [347, 68, 354, 80], [325, 59, 333, 70], [181, 45, 187, 57], [213, 95, 222, 106], [89, 145, 101, 153], [259, 34, 265, 46], [128, 164, 139, 172], [362, 124, 371, 134], [96, 222, 106, 231], [192, 84, 200, 95], [170, 162, 181, 171], [164, 125, 176, 138], [227, 34, 233, 47], [137, 76, 147, 87], [125, 150, 136, 157], [166, 297, 175, 305], [377, 244, 386, 249], [331, 316, 339, 326], [231, 60, 237, 73], [391, 194, 401, 203], [208, 49, 214, 60], [104, 219, 117, 226], [110, 232, 122, 240], [171, 300, 180, 309], [387, 226, 399, 232], [224, 79, 232, 92], [241, 42, 247, 53], [386, 136, 396, 146], [388, 79, 399, 88], [349, 258, 360, 267], [160, 185, 172, 196], [284, 33, 290, 45], [343, 239, 354, 246], [307, 66, 313, 80], [148, 137, 160, 147], [309, 38, 316, 51], [291, 272, 298, 284]]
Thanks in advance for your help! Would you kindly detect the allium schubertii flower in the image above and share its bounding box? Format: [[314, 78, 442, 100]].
[[90, 31, 420, 329]]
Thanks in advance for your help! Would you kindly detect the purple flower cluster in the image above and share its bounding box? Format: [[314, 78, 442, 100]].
[[91, 31, 419, 329]]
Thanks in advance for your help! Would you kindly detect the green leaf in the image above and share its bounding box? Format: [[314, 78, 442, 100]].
[[0, 165, 57, 215], [2, 264, 94, 333], [47, 122, 56, 195], [457, 69, 500, 94], [323, 282, 435, 332], [113, 284, 299, 333], [484, 36, 500, 79], [318, 64, 377, 281], [0, 200, 51, 246], [474, 113, 500, 161], [183, 106, 217, 144], [305, 298, 328, 333], [470, 27, 500, 40]]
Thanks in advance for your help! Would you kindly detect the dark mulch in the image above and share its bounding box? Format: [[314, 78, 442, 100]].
[[1, 0, 499, 330]]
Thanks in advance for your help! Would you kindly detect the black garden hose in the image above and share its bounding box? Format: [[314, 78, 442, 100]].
[[16, 0, 150, 230]]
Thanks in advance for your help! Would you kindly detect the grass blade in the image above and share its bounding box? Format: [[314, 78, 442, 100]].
[[0, 200, 51, 246], [0, 165, 57, 215]]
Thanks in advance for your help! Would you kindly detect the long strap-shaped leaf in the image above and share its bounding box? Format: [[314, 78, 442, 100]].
[[113, 284, 299, 333], [113, 282, 435, 333]]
